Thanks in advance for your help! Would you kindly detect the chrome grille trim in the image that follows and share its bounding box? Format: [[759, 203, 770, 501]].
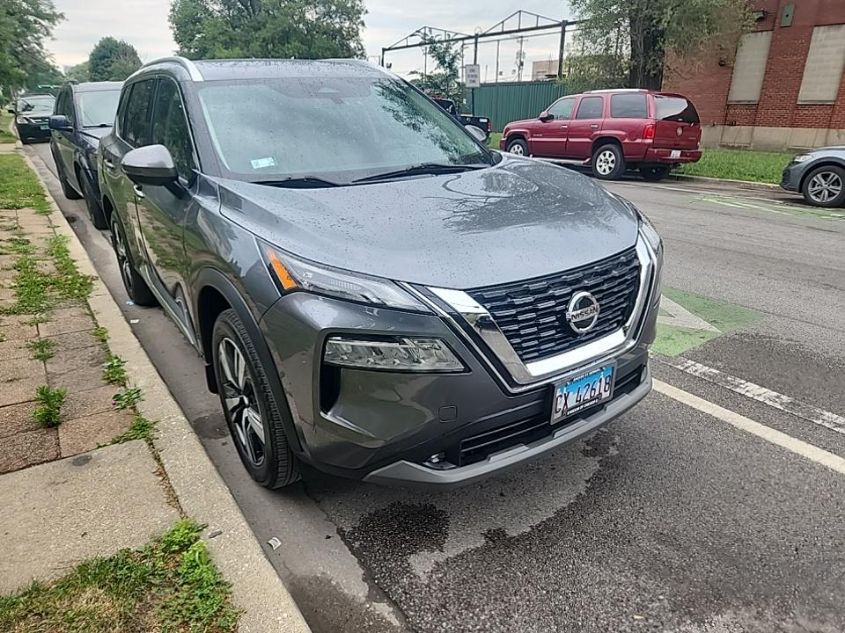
[[406, 236, 656, 391]]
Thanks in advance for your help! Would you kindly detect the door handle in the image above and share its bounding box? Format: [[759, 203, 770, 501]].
[[560, 124, 568, 129], [590, 124, 599, 129], [133, 184, 145, 199]]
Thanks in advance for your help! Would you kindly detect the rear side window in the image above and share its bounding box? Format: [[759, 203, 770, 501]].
[[151, 79, 196, 180], [575, 96, 604, 120], [122, 80, 156, 147], [548, 97, 575, 119], [654, 96, 700, 123], [610, 93, 648, 118]]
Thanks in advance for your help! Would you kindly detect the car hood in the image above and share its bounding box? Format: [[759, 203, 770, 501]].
[[80, 127, 110, 145], [505, 118, 537, 130], [215, 156, 640, 289]]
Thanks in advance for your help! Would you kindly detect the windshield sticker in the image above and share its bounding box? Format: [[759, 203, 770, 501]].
[[250, 157, 276, 170]]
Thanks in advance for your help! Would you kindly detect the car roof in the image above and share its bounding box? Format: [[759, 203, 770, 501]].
[[135, 56, 385, 82], [72, 81, 123, 93]]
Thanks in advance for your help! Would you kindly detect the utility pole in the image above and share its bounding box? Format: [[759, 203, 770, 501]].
[[557, 20, 568, 79], [495, 40, 500, 84], [471, 33, 479, 115], [516, 37, 525, 82]]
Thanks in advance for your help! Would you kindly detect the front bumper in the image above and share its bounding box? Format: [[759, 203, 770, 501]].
[[259, 265, 659, 486], [644, 147, 702, 164], [780, 163, 803, 192], [16, 122, 51, 141]]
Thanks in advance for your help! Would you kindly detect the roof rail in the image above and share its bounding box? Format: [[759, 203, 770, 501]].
[[585, 88, 648, 94], [140, 56, 204, 81]]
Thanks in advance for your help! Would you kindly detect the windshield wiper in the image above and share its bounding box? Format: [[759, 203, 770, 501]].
[[254, 176, 341, 189], [352, 163, 487, 184]]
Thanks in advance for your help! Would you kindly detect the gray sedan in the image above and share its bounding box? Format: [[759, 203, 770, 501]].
[[781, 146, 845, 207]]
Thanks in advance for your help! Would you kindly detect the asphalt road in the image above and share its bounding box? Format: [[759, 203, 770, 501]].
[[27, 142, 845, 633]]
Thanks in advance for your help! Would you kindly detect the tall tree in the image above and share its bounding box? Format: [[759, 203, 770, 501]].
[[569, 0, 750, 89], [66, 61, 90, 82], [88, 37, 142, 81], [169, 0, 366, 60], [0, 0, 63, 91], [410, 37, 463, 103]]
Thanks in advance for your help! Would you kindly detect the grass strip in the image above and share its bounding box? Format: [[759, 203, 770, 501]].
[[0, 154, 51, 213]]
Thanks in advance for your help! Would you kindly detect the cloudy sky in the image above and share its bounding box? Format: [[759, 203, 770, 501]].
[[46, 0, 574, 81]]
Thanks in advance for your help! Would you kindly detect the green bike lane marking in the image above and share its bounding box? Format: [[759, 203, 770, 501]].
[[654, 288, 761, 357], [691, 194, 845, 221]]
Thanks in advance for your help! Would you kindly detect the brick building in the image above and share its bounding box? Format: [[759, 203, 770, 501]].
[[664, 0, 845, 150]]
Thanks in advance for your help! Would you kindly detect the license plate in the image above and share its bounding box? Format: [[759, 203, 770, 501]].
[[670, 149, 681, 159], [551, 365, 615, 424], [40, 124, 49, 130]]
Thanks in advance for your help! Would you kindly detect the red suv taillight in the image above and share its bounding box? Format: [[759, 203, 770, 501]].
[[643, 123, 656, 140], [487, 120, 493, 132]]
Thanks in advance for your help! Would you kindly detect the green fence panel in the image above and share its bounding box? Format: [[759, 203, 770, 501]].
[[465, 81, 568, 132]]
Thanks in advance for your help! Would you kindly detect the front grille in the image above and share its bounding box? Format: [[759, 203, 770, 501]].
[[458, 364, 644, 466], [468, 248, 640, 363]]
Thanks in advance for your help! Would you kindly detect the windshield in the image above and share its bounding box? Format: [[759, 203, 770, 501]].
[[654, 95, 699, 124], [77, 90, 121, 127], [196, 75, 492, 183], [17, 96, 54, 115]]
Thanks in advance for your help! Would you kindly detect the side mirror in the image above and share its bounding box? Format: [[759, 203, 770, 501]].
[[49, 115, 72, 131], [465, 124, 487, 143], [539, 111, 554, 122], [121, 145, 178, 187]]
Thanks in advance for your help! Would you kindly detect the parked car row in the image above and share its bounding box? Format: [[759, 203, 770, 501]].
[[8, 94, 56, 144], [42, 58, 664, 490]]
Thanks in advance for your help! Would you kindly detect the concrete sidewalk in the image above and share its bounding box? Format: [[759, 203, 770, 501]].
[[1, 141, 310, 632]]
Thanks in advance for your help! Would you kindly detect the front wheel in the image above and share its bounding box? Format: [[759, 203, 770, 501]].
[[802, 165, 845, 207], [592, 143, 625, 180], [212, 309, 300, 489], [55, 156, 82, 200], [80, 171, 108, 229], [110, 213, 157, 306], [641, 165, 670, 182], [506, 138, 528, 156]]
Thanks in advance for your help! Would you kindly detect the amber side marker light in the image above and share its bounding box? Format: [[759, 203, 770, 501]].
[[266, 248, 298, 290]]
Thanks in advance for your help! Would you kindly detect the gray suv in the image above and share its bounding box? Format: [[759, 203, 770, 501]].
[[98, 57, 663, 489]]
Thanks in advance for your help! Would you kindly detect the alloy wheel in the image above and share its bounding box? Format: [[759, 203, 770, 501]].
[[595, 150, 616, 176], [111, 222, 134, 294], [218, 337, 266, 467], [807, 171, 842, 204], [509, 143, 525, 155]]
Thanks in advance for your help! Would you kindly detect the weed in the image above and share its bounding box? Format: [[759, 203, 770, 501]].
[[111, 416, 156, 444], [33, 385, 67, 427], [0, 518, 240, 632], [6, 236, 33, 255], [0, 155, 51, 213], [102, 355, 127, 385], [93, 326, 109, 343], [677, 148, 794, 184], [27, 338, 56, 361], [113, 386, 142, 410], [47, 235, 93, 300], [25, 313, 49, 326]]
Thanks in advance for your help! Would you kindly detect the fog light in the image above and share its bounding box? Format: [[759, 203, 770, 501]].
[[324, 336, 464, 372]]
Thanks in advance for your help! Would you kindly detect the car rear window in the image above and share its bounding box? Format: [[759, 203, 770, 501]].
[[610, 93, 648, 118], [654, 95, 700, 123]]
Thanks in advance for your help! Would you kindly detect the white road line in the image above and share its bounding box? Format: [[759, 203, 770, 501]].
[[658, 356, 845, 435], [653, 380, 845, 476]]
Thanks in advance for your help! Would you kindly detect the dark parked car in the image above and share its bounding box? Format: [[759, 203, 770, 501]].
[[500, 89, 702, 181], [49, 82, 122, 228], [98, 57, 662, 489], [781, 147, 845, 207], [433, 97, 492, 140], [8, 94, 55, 144]]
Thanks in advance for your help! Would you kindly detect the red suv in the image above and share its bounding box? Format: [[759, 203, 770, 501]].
[[500, 89, 702, 181]]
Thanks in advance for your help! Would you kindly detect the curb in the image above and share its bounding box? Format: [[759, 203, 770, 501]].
[[668, 173, 781, 192], [20, 150, 311, 633]]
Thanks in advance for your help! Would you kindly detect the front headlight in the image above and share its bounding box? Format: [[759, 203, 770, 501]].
[[16, 116, 33, 125], [324, 336, 464, 372], [793, 154, 813, 163], [262, 243, 428, 312], [638, 210, 662, 253]]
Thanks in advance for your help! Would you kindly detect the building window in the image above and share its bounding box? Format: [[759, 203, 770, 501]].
[[728, 31, 773, 104], [798, 25, 845, 104]]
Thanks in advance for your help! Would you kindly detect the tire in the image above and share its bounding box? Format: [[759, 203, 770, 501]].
[[506, 138, 529, 156], [212, 308, 300, 489], [591, 143, 625, 180], [80, 170, 108, 229], [56, 156, 82, 200], [801, 165, 845, 208], [109, 212, 157, 306], [641, 165, 670, 182]]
